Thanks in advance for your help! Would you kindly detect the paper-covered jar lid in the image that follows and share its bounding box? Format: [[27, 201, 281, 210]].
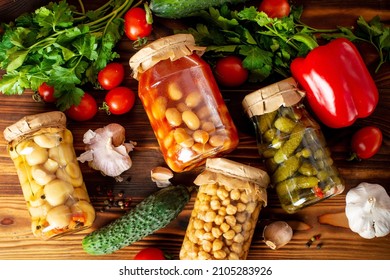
[[242, 77, 305, 117], [3, 111, 67, 142], [129, 34, 206, 80]]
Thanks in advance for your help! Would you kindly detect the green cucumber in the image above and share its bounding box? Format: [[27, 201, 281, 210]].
[[149, 0, 250, 19], [82, 185, 193, 255]]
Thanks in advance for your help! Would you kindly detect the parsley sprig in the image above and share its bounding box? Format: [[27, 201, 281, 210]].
[[179, 5, 389, 82], [0, 0, 142, 110]]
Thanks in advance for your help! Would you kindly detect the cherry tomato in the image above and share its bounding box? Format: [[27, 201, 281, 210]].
[[38, 82, 56, 103], [214, 55, 249, 87], [124, 7, 152, 41], [259, 0, 291, 18], [351, 126, 383, 159], [66, 93, 98, 121], [104, 87, 135, 115], [98, 62, 125, 90], [134, 247, 166, 260]]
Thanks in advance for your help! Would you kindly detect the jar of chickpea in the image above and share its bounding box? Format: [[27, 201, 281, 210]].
[[3, 111, 95, 240], [130, 34, 239, 172], [179, 158, 269, 260]]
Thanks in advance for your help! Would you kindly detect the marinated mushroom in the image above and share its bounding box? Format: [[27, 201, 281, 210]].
[[77, 123, 136, 182]]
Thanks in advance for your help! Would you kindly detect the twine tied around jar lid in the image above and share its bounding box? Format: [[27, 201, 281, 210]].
[[242, 77, 306, 117], [3, 111, 67, 143], [129, 34, 206, 80], [194, 158, 270, 206]]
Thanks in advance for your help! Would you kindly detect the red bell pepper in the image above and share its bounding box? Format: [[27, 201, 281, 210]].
[[290, 38, 378, 128]]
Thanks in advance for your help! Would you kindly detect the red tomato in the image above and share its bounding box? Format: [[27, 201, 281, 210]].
[[98, 63, 125, 90], [214, 55, 249, 87], [134, 248, 166, 260], [124, 7, 152, 41], [104, 87, 135, 115], [38, 82, 56, 103], [66, 93, 98, 121], [259, 0, 291, 18], [351, 126, 383, 159]]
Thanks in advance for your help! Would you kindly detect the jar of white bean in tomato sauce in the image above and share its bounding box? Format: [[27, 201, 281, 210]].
[[179, 158, 269, 260], [3, 111, 95, 240], [129, 34, 239, 172]]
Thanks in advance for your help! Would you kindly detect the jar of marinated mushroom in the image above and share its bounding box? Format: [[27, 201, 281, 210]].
[[242, 77, 345, 214], [3, 111, 95, 239], [130, 34, 239, 172], [179, 158, 269, 260]]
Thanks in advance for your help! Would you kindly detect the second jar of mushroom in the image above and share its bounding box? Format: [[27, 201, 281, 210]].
[[129, 34, 239, 172]]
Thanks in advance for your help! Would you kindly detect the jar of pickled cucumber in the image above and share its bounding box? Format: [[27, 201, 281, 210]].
[[179, 158, 269, 260], [3, 111, 95, 239], [242, 77, 345, 214], [129, 34, 239, 172]]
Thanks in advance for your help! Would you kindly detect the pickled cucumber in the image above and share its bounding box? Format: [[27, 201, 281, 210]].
[[273, 124, 305, 164], [272, 156, 300, 183]]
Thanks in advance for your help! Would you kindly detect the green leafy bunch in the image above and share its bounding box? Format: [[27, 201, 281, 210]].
[[0, 0, 140, 110], [179, 5, 389, 82]]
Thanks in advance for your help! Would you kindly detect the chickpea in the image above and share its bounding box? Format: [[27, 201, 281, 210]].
[[242, 220, 253, 232], [167, 82, 183, 101], [203, 184, 218, 196], [204, 211, 217, 223], [226, 204, 237, 215], [240, 192, 250, 204], [211, 227, 223, 239], [185, 92, 202, 108], [212, 239, 224, 251], [202, 240, 212, 252], [210, 199, 221, 210], [188, 230, 199, 244], [221, 198, 231, 206], [223, 229, 235, 240], [182, 110, 200, 131], [195, 229, 205, 240], [203, 222, 213, 232], [230, 189, 241, 201], [237, 202, 247, 212], [233, 233, 245, 243], [216, 188, 229, 200], [192, 130, 209, 144], [220, 222, 230, 233], [218, 206, 226, 216], [213, 250, 227, 260], [165, 107, 183, 127], [214, 215, 224, 226], [231, 242, 243, 254], [232, 224, 242, 233], [236, 212, 248, 224], [197, 251, 211, 260], [228, 252, 240, 260], [246, 202, 257, 214], [225, 215, 236, 227], [193, 218, 204, 230]]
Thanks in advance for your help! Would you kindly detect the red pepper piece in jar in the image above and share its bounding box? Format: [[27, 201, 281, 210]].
[[290, 38, 378, 128]]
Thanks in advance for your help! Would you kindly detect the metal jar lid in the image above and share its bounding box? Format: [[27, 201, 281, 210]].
[[242, 77, 305, 117], [129, 34, 206, 80], [3, 111, 67, 142]]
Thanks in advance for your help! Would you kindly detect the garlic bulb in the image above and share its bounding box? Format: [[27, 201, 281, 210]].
[[345, 182, 390, 239], [262, 221, 293, 249]]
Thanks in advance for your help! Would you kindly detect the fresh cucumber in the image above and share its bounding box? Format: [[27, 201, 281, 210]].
[[149, 0, 250, 19], [82, 185, 193, 255]]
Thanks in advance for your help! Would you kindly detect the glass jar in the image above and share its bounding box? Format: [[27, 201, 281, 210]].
[[130, 34, 239, 172], [3, 111, 95, 239], [179, 158, 269, 260], [242, 78, 345, 214]]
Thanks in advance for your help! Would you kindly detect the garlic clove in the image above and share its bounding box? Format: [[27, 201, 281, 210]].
[[262, 221, 293, 250], [151, 166, 174, 188]]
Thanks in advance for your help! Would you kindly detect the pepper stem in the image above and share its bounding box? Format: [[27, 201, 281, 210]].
[[292, 33, 319, 50]]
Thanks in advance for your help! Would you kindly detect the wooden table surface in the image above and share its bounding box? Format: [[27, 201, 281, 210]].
[[0, 0, 389, 260]]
